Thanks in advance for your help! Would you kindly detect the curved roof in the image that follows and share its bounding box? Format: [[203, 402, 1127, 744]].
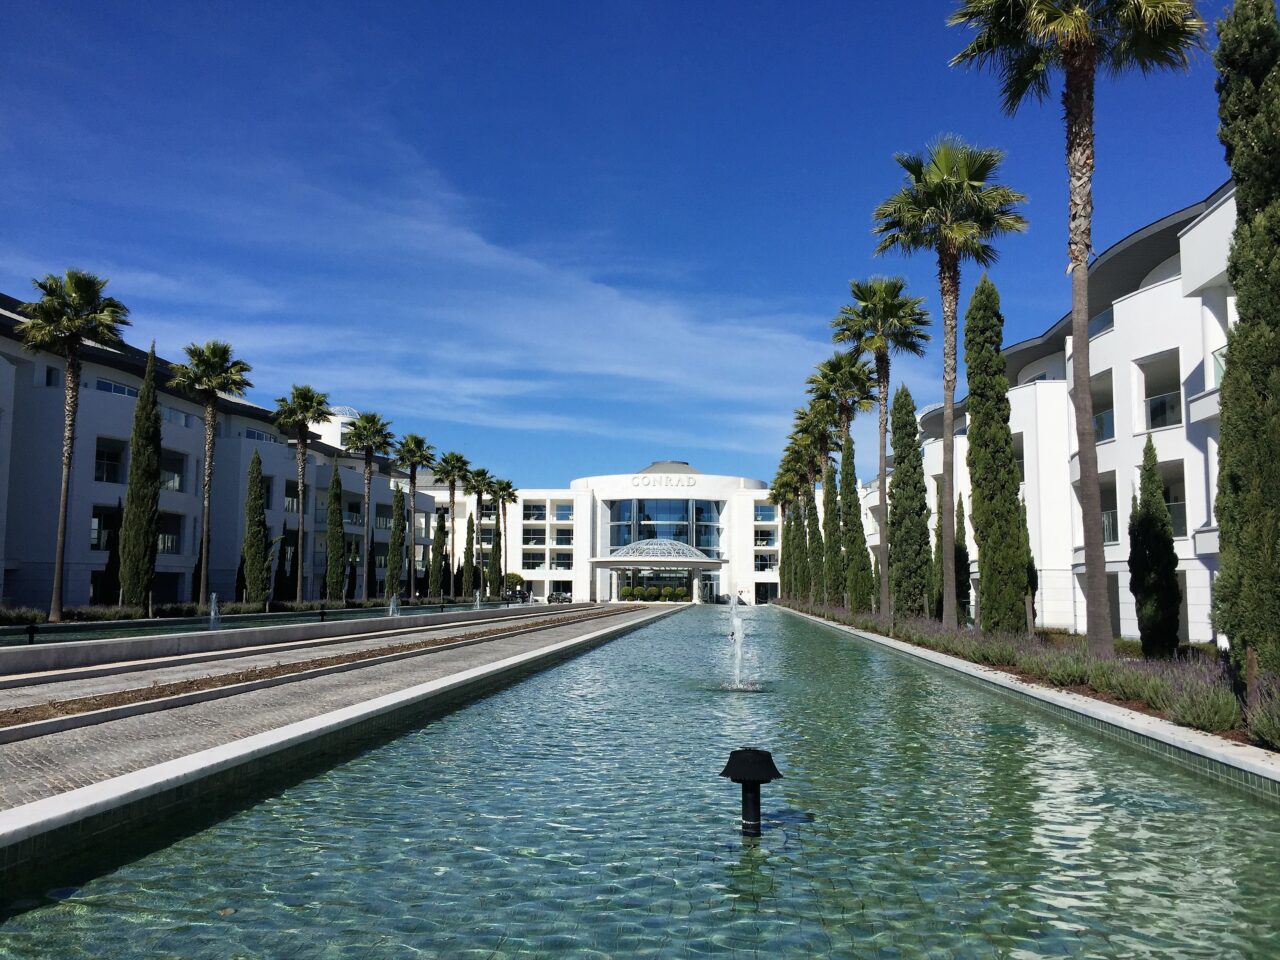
[[331, 405, 360, 419], [610, 538, 710, 560], [637, 460, 702, 475]]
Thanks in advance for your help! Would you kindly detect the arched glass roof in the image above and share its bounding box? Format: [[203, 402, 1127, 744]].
[[610, 538, 710, 561]]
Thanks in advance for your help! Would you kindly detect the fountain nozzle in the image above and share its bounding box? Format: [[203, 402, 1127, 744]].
[[720, 748, 782, 836]]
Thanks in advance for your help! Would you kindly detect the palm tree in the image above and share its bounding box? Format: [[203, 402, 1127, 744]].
[[433, 451, 471, 597], [832, 277, 930, 615], [873, 137, 1027, 628], [395, 433, 435, 600], [18, 270, 130, 622], [949, 0, 1203, 655], [465, 468, 495, 580], [168, 341, 254, 608], [493, 478, 518, 584], [343, 412, 395, 601], [806, 351, 876, 439], [273, 386, 332, 602]]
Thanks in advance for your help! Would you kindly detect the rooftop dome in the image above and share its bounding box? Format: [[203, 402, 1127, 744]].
[[331, 405, 360, 419], [610, 538, 711, 561], [638, 460, 702, 475]]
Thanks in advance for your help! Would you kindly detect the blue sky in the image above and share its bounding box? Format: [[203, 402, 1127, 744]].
[[2, 1, 1227, 487]]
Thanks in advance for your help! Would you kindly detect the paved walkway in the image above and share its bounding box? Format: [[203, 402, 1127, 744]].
[[2, 607, 609, 708], [0, 606, 659, 810]]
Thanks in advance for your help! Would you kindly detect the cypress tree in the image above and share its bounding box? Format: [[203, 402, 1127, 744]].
[[386, 487, 406, 599], [325, 470, 345, 602], [234, 555, 246, 602], [241, 450, 270, 605], [429, 510, 446, 598], [272, 524, 290, 602], [1019, 499, 1038, 630], [487, 521, 503, 597], [805, 488, 825, 605], [120, 344, 161, 606], [955, 496, 971, 621], [872, 553, 881, 613], [841, 434, 874, 612], [822, 461, 844, 605], [887, 385, 930, 618], [1129, 436, 1182, 657], [791, 505, 811, 601], [462, 515, 476, 597], [1213, 0, 1280, 672], [963, 275, 1028, 633]]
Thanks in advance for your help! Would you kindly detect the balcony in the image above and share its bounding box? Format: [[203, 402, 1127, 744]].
[[1102, 509, 1119, 545], [554, 506, 574, 522], [523, 507, 547, 522], [1145, 390, 1183, 430], [754, 555, 778, 572], [157, 533, 181, 556], [343, 511, 363, 526], [554, 534, 574, 546], [375, 514, 393, 530], [285, 497, 300, 514], [522, 534, 546, 546], [754, 505, 777, 523], [1093, 408, 1115, 443], [753, 534, 777, 547]]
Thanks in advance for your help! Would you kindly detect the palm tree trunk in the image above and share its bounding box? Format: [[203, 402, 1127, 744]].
[[407, 466, 417, 600], [876, 351, 891, 616], [938, 253, 959, 629], [1064, 47, 1111, 658], [295, 438, 307, 603], [448, 485, 458, 598], [362, 453, 373, 602], [199, 397, 216, 608], [49, 353, 81, 623]]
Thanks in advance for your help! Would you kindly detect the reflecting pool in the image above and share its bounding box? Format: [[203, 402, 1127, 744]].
[[3, 606, 1279, 958]]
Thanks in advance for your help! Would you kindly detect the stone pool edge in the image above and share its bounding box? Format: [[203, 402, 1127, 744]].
[[780, 606, 1280, 804], [0, 604, 684, 883]]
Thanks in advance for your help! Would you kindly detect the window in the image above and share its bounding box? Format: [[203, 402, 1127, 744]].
[[375, 506, 393, 530], [261, 476, 274, 510], [160, 450, 186, 492], [245, 428, 279, 443], [523, 503, 547, 521], [755, 553, 778, 571], [480, 528, 494, 546], [161, 405, 192, 428], [1137, 350, 1182, 431], [754, 504, 776, 523], [1100, 475, 1119, 545], [96, 378, 138, 398], [1088, 307, 1114, 338], [90, 505, 119, 550], [523, 529, 546, 546], [157, 513, 183, 555], [1091, 370, 1115, 443], [754, 531, 776, 547], [285, 480, 301, 514], [95, 439, 126, 483], [551, 552, 573, 570], [554, 530, 573, 546], [554, 503, 574, 521], [522, 551, 545, 570], [45, 365, 59, 387]]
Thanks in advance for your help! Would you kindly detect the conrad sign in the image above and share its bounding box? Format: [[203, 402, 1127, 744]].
[[631, 474, 696, 488]]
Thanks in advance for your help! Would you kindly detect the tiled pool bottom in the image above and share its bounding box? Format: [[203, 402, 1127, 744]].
[[2, 607, 1279, 958]]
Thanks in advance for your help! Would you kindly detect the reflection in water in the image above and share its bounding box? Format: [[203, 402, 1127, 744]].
[[2, 606, 1278, 959]]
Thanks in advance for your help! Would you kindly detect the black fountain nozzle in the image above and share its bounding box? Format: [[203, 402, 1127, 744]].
[[720, 748, 782, 837]]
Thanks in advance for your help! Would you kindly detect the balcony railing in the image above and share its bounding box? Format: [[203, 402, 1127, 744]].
[[551, 561, 573, 571], [1167, 501, 1187, 538], [157, 533, 181, 555], [754, 556, 778, 571], [374, 514, 393, 530], [554, 508, 574, 522], [1145, 391, 1183, 430], [754, 506, 777, 523], [285, 497, 300, 514], [523, 558, 546, 570], [555, 535, 574, 546], [754, 535, 776, 547], [1102, 509, 1119, 545], [522, 535, 546, 546], [523, 508, 547, 521], [1093, 408, 1115, 442], [1212, 345, 1227, 387]]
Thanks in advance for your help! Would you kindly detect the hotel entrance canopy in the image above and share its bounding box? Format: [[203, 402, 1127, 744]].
[[592, 538, 723, 568]]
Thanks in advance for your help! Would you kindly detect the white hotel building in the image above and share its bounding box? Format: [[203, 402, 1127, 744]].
[[0, 305, 435, 609], [862, 182, 1236, 644], [427, 461, 782, 604]]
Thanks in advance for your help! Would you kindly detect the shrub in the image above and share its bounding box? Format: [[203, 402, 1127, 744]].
[[661, 586, 675, 601], [619, 586, 633, 600], [1247, 676, 1280, 749], [1018, 649, 1088, 687], [1165, 662, 1242, 732], [645, 586, 660, 601], [675, 587, 689, 601], [0, 607, 47, 625]]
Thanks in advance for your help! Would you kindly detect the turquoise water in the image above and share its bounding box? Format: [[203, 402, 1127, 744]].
[[3, 606, 1279, 958]]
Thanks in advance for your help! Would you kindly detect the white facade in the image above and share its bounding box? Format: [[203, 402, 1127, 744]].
[[426, 461, 781, 603], [861, 183, 1235, 643], [0, 297, 434, 609]]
